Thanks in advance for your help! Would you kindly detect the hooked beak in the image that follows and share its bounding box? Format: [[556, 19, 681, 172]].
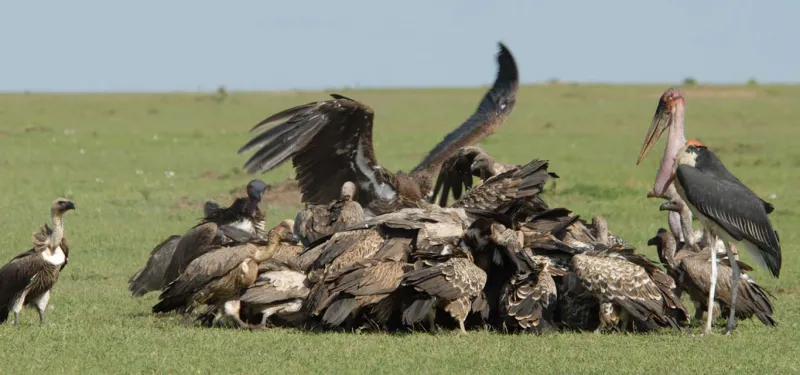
[[65, 201, 76, 211], [659, 201, 681, 212], [646, 236, 658, 247], [636, 98, 673, 165]]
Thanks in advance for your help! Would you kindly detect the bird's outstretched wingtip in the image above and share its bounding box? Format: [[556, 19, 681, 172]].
[[495, 42, 518, 83]]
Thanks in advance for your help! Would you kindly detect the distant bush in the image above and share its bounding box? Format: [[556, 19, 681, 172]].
[[214, 85, 228, 103], [747, 77, 758, 86], [547, 78, 560, 85], [683, 77, 697, 86]]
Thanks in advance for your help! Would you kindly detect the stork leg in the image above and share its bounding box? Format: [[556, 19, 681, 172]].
[[704, 232, 718, 335], [723, 243, 741, 335]]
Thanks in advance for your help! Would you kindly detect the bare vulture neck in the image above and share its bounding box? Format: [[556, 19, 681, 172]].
[[50, 210, 65, 247]]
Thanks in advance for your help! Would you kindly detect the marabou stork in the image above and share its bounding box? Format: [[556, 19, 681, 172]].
[[663, 140, 781, 334]]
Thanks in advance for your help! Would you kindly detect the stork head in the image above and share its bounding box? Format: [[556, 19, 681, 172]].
[[660, 140, 704, 196], [637, 88, 685, 165]]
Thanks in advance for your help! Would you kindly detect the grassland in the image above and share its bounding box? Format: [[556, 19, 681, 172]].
[[1, 84, 799, 374]]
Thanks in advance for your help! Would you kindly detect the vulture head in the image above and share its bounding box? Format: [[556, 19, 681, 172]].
[[340, 181, 357, 201], [647, 228, 677, 267], [246, 179, 268, 202], [252, 224, 288, 262], [275, 219, 297, 243], [52, 198, 76, 216]]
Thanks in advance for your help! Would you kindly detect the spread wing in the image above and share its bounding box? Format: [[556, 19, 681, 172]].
[[238, 94, 394, 206], [410, 42, 519, 177], [676, 165, 781, 276]]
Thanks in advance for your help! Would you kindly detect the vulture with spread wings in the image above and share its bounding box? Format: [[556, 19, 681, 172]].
[[237, 42, 519, 217]]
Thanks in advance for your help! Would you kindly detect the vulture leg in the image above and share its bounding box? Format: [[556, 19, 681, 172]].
[[458, 319, 467, 335], [38, 310, 46, 326], [704, 230, 718, 335], [427, 309, 437, 333], [223, 300, 251, 329], [12, 312, 20, 328], [723, 243, 741, 335]]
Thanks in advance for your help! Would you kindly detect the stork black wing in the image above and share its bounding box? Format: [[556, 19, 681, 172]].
[[676, 165, 781, 277]]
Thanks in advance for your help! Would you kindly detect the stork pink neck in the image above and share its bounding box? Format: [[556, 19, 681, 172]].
[[653, 99, 686, 196]]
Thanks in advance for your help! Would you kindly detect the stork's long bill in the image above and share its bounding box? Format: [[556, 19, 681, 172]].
[[636, 88, 687, 198]]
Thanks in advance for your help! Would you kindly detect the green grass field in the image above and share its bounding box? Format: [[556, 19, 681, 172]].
[[1, 85, 799, 374]]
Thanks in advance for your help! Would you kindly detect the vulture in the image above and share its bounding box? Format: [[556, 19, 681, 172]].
[[239, 261, 310, 329], [309, 258, 412, 330], [127, 201, 220, 297], [401, 247, 488, 334], [431, 146, 559, 212], [0, 198, 75, 326], [237, 42, 519, 217], [269, 219, 305, 265], [152, 225, 287, 327], [293, 181, 366, 247], [649, 228, 775, 327], [163, 179, 268, 284]]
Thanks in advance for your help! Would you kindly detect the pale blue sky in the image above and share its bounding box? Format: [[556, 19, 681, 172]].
[[1, 0, 797, 92]]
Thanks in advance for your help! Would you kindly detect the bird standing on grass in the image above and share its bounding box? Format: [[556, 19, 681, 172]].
[[663, 140, 780, 334], [0, 198, 75, 327]]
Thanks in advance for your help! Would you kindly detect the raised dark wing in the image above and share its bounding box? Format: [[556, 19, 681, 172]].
[[410, 42, 519, 176], [452, 158, 553, 211], [676, 165, 781, 277], [430, 146, 486, 207], [238, 95, 392, 206]]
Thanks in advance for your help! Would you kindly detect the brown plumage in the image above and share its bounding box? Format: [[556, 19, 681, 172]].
[[128, 235, 182, 297], [499, 252, 559, 333], [311, 259, 412, 329], [128, 200, 222, 297], [0, 198, 75, 326], [237, 43, 519, 217], [152, 225, 287, 327], [571, 248, 689, 332], [401, 250, 487, 333], [649, 228, 775, 327], [294, 181, 366, 247], [239, 263, 310, 328], [163, 179, 268, 284], [432, 147, 558, 210]]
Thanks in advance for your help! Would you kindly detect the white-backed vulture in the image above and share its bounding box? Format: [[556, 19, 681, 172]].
[[0, 198, 75, 326], [294, 181, 366, 247], [649, 228, 775, 327], [310, 258, 412, 329], [239, 262, 310, 329], [152, 225, 286, 327], [571, 247, 689, 333], [237, 43, 519, 217], [163, 179, 268, 284], [401, 248, 488, 334]]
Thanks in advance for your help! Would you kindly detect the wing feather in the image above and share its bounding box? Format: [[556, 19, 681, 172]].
[[411, 42, 519, 175], [676, 165, 781, 276]]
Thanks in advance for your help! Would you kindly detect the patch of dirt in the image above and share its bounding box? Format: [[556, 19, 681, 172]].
[[170, 179, 302, 213], [24, 125, 52, 133], [197, 171, 220, 180]]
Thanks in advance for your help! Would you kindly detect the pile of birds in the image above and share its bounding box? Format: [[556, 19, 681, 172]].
[[0, 42, 782, 336]]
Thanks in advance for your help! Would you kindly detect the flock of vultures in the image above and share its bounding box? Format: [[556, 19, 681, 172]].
[[0, 43, 782, 336]]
